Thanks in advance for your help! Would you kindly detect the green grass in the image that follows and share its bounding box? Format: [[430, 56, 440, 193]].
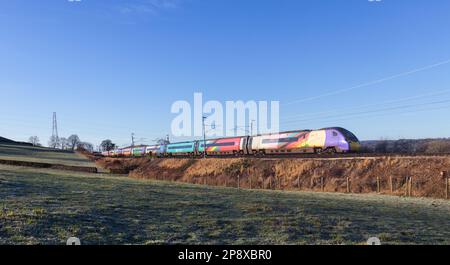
[[0, 143, 96, 167], [1, 164, 449, 245]]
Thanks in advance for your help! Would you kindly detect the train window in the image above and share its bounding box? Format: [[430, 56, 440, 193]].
[[336, 128, 359, 142], [200, 142, 236, 148], [168, 145, 193, 150], [332, 131, 338, 137], [262, 137, 298, 144], [281, 137, 298, 142]]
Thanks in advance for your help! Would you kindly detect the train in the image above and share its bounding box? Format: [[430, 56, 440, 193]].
[[101, 127, 360, 157]]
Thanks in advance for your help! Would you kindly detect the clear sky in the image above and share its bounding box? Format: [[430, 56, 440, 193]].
[[1, 0, 450, 148]]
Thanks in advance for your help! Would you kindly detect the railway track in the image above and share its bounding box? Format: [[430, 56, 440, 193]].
[[99, 152, 450, 160]]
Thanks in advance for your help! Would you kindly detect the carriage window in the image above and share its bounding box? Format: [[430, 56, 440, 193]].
[[200, 142, 236, 148], [168, 145, 193, 150], [262, 137, 298, 144]]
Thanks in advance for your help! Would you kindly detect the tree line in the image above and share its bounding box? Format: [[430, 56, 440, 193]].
[[28, 136, 118, 153], [48, 134, 94, 152], [27, 135, 93, 152], [361, 138, 450, 154]]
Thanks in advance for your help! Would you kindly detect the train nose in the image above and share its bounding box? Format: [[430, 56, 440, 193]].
[[349, 142, 360, 152]]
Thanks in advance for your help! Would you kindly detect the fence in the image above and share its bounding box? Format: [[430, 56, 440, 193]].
[[195, 170, 450, 200]]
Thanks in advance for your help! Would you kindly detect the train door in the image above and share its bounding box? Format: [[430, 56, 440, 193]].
[[159, 144, 167, 157], [246, 136, 253, 155], [240, 136, 249, 155]]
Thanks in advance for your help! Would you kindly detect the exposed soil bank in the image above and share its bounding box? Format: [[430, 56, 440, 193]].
[[94, 157, 149, 174], [96, 156, 450, 199]]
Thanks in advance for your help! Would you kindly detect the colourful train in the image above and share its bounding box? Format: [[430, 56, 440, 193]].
[[101, 127, 360, 157]]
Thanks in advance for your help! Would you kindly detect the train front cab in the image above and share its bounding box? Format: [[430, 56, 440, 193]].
[[329, 127, 360, 153]]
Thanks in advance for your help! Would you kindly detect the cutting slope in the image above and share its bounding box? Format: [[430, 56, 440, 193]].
[[98, 156, 450, 199]]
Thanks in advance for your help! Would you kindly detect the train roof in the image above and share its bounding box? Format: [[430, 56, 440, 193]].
[[167, 141, 196, 145], [131, 145, 148, 148], [253, 129, 312, 137], [321, 127, 359, 142], [113, 128, 359, 149], [198, 130, 312, 141]]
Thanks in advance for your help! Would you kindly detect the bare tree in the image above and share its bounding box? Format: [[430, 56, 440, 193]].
[[28, 136, 40, 146], [424, 140, 450, 154], [67, 134, 81, 150], [48, 135, 59, 148], [59, 137, 69, 150], [77, 142, 94, 152]]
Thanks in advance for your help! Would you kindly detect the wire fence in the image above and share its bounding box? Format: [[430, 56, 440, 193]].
[[185, 170, 450, 200]]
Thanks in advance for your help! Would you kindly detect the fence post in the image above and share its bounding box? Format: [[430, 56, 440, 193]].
[[237, 174, 240, 189], [298, 175, 300, 189], [447, 175, 449, 200], [249, 175, 252, 189], [442, 171, 448, 199], [409, 177, 413, 197], [405, 177, 409, 197], [225, 178, 227, 187], [346, 177, 350, 193], [405, 177, 408, 196], [389, 176, 393, 194], [376, 176, 380, 193], [321, 176, 324, 192], [447, 174, 449, 200]]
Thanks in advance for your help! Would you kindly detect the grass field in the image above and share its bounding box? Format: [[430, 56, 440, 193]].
[[0, 143, 96, 168], [1, 164, 449, 245]]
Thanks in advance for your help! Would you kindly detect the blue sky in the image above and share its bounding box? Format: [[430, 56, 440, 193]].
[[1, 0, 450, 147]]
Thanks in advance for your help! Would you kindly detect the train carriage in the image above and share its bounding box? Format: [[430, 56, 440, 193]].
[[324, 127, 360, 153], [122, 147, 132, 157], [250, 130, 311, 155], [131, 146, 146, 157], [145, 145, 162, 157], [115, 149, 123, 157], [250, 127, 360, 155], [166, 141, 196, 156], [197, 137, 247, 156]]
